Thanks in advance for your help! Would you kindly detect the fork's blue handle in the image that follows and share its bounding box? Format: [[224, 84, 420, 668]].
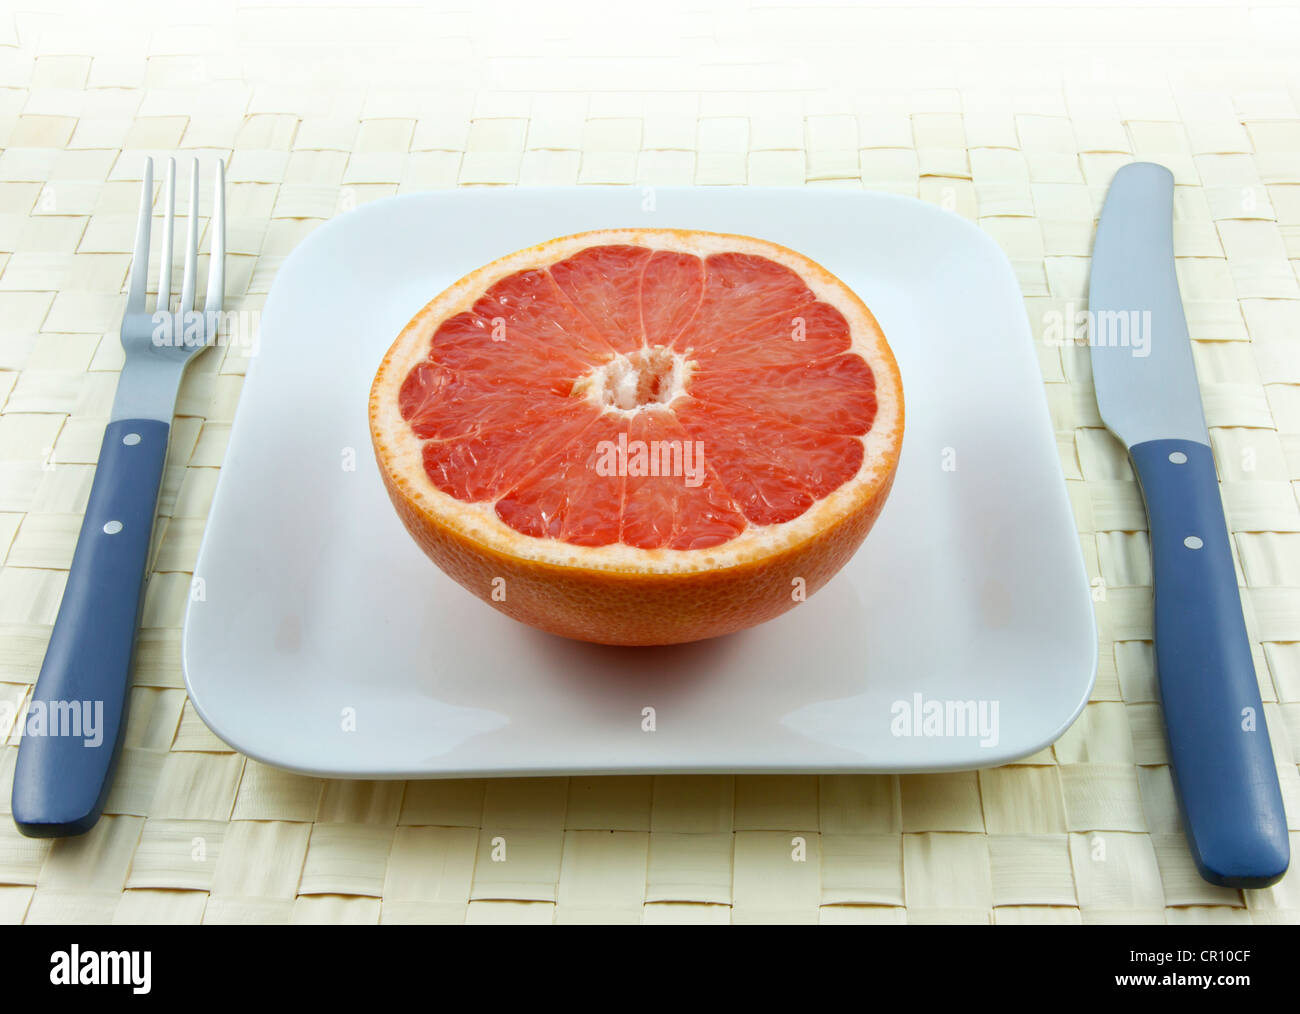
[[1131, 438, 1289, 888], [12, 419, 169, 837]]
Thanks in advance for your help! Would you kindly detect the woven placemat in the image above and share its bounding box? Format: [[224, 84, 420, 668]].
[[0, 2, 1298, 924]]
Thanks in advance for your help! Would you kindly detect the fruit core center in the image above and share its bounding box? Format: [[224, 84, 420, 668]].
[[577, 345, 693, 413]]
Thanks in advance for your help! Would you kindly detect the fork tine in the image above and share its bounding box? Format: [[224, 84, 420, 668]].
[[156, 158, 176, 314], [180, 159, 199, 313], [126, 157, 153, 316], [203, 159, 225, 315]]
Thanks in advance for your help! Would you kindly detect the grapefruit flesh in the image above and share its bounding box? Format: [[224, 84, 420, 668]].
[[370, 229, 903, 645]]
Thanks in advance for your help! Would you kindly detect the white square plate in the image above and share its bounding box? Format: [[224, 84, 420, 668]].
[[183, 187, 1096, 778]]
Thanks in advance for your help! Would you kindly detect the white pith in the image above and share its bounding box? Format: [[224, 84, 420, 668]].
[[573, 345, 695, 415], [370, 228, 904, 576]]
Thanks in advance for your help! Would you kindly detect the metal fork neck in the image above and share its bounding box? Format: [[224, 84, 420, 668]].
[[110, 356, 191, 423]]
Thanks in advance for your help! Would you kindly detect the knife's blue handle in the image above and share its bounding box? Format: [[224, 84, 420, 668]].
[[12, 419, 169, 837], [1131, 438, 1289, 887]]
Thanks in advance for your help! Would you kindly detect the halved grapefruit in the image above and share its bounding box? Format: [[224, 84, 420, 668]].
[[369, 229, 903, 645]]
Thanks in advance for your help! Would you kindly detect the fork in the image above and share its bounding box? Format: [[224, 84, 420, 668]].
[[12, 157, 225, 837]]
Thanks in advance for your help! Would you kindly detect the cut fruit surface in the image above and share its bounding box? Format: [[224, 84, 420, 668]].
[[370, 229, 903, 645]]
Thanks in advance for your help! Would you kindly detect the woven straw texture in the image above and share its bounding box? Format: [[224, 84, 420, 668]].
[[1, 1, 1299, 924]]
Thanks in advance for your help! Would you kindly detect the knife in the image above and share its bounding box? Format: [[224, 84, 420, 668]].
[[1089, 161, 1289, 888]]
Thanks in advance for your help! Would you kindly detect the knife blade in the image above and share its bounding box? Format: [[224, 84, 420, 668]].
[[1089, 161, 1289, 888]]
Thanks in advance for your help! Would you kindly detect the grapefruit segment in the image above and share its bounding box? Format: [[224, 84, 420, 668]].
[[620, 408, 747, 551], [689, 354, 878, 436], [429, 310, 588, 396], [370, 228, 903, 645], [689, 298, 853, 371], [436, 269, 612, 387], [673, 397, 865, 526], [419, 399, 599, 503], [550, 245, 652, 353], [640, 250, 705, 347], [400, 361, 566, 441], [495, 411, 627, 546], [676, 252, 817, 353]]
